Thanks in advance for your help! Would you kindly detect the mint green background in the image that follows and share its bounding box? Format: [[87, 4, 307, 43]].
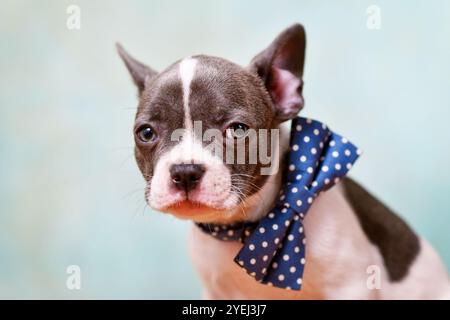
[[1, 0, 449, 299]]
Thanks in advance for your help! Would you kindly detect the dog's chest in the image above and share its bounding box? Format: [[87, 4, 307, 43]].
[[187, 224, 315, 299]]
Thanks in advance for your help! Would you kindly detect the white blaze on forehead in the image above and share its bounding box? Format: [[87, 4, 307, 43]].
[[179, 57, 197, 131]]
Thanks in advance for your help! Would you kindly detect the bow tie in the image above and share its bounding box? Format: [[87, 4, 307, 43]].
[[197, 117, 361, 290]]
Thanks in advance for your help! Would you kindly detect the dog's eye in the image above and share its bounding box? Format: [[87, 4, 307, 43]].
[[226, 122, 249, 139], [137, 126, 156, 143]]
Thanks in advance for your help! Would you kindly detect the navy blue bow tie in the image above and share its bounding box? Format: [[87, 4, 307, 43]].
[[197, 117, 361, 290]]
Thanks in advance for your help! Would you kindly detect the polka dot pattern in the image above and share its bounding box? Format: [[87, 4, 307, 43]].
[[196, 117, 361, 291]]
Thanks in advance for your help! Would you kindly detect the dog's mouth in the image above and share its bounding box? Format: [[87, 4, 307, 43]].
[[158, 199, 242, 223], [161, 199, 227, 220]]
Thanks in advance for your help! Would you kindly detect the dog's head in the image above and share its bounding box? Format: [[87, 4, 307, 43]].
[[118, 24, 306, 223]]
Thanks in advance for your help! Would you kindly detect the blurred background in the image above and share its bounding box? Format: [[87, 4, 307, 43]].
[[1, 0, 449, 299]]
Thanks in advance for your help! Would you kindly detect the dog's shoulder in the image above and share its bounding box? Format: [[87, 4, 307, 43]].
[[341, 177, 420, 282]]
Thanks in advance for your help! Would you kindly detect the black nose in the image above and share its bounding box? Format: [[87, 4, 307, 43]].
[[169, 164, 205, 192]]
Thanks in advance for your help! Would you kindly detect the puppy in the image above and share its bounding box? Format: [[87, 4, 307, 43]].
[[117, 24, 450, 299]]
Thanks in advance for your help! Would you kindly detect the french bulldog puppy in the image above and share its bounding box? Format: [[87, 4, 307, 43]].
[[117, 24, 450, 299]]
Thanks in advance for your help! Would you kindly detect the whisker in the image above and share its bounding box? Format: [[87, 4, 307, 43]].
[[122, 187, 146, 200]]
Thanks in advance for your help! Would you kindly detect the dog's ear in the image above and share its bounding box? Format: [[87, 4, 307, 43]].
[[248, 24, 306, 122], [116, 43, 157, 95]]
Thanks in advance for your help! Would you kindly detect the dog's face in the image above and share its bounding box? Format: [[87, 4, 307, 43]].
[[118, 24, 306, 223]]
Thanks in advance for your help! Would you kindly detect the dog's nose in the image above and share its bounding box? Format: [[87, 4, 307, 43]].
[[169, 164, 205, 192]]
